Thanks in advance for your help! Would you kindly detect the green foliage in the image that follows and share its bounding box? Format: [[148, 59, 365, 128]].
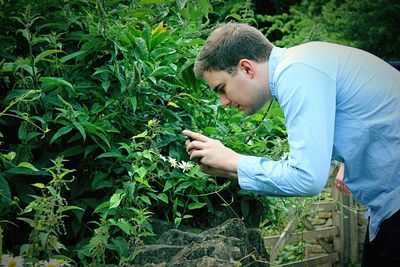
[[18, 157, 78, 262], [3, 0, 391, 264], [0, 0, 288, 265], [259, 0, 400, 60]]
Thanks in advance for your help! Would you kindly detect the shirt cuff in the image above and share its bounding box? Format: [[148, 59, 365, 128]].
[[237, 155, 289, 196], [237, 155, 267, 192]]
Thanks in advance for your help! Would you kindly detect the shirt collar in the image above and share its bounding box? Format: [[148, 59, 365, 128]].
[[268, 46, 286, 98]]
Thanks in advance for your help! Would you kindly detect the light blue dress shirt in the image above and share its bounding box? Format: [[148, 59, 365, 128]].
[[237, 42, 400, 241]]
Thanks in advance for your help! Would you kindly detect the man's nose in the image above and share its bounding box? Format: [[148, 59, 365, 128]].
[[220, 94, 231, 106]]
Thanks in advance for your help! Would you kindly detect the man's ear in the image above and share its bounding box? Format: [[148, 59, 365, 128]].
[[238, 59, 255, 78]]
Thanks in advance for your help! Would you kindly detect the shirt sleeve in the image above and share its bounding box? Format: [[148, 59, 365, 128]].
[[238, 63, 336, 196]]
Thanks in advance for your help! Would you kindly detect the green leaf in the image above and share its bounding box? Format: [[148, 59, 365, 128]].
[[140, 195, 151, 205], [26, 132, 42, 141], [151, 31, 168, 49], [136, 167, 147, 179], [163, 180, 174, 192], [135, 177, 152, 190], [135, 37, 149, 60], [34, 49, 63, 64], [18, 124, 27, 140], [73, 121, 86, 142], [1, 152, 16, 161], [56, 205, 84, 213], [59, 50, 87, 63], [157, 193, 168, 204], [174, 181, 191, 193], [130, 96, 137, 112], [13, 181, 36, 204], [0, 174, 11, 211], [92, 172, 113, 190], [17, 162, 39, 171], [5, 167, 44, 176], [96, 151, 124, 160], [50, 126, 73, 144], [110, 192, 125, 209], [84, 144, 98, 158], [111, 219, 132, 235], [16, 217, 34, 226], [94, 201, 110, 213], [59, 145, 84, 158], [240, 201, 250, 218], [39, 76, 74, 91], [142, 150, 152, 160], [102, 80, 111, 92], [127, 182, 136, 198], [152, 66, 175, 77], [109, 237, 129, 258], [174, 217, 182, 227], [187, 202, 206, 210], [86, 126, 111, 148]]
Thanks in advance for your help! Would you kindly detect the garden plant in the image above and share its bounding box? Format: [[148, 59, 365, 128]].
[[1, 0, 398, 266]]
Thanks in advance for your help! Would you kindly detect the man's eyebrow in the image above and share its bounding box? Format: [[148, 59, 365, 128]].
[[213, 83, 224, 93]]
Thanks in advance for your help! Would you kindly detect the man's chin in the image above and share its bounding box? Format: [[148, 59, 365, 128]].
[[243, 107, 258, 116], [244, 109, 255, 116]]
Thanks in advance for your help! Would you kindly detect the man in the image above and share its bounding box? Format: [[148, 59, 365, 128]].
[[183, 23, 400, 266]]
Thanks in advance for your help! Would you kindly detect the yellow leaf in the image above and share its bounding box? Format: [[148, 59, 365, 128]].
[[167, 101, 179, 108], [147, 119, 159, 127], [32, 183, 46, 189], [152, 21, 165, 35], [131, 130, 148, 139]]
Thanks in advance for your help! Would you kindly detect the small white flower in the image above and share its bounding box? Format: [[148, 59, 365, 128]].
[[40, 259, 60, 267], [178, 161, 193, 172], [54, 259, 70, 267], [168, 157, 178, 168], [1, 254, 25, 267], [159, 155, 167, 162]]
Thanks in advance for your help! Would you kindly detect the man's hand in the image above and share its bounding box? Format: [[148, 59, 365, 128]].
[[335, 163, 351, 195], [199, 163, 238, 179], [182, 129, 242, 174]]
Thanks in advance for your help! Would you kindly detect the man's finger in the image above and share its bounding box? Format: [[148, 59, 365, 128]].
[[182, 129, 210, 142], [189, 149, 203, 160], [186, 140, 207, 153]]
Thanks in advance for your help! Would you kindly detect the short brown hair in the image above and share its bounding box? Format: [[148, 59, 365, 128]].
[[194, 23, 274, 78]]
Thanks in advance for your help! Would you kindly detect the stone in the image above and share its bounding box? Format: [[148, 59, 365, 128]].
[[132, 244, 183, 266], [129, 218, 269, 267]]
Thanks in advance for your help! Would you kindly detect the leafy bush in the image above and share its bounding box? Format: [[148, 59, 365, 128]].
[[0, 0, 288, 265]]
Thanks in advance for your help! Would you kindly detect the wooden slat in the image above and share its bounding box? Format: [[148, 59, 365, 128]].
[[301, 217, 334, 253], [309, 201, 336, 212], [269, 214, 300, 262], [349, 197, 359, 263], [274, 252, 339, 267], [264, 226, 338, 247]]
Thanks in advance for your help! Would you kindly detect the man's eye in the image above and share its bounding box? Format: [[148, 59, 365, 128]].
[[213, 84, 224, 93]]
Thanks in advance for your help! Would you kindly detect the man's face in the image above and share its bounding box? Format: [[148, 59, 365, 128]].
[[203, 68, 268, 115]]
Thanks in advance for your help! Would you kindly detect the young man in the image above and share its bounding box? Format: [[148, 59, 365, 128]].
[[183, 23, 400, 266]]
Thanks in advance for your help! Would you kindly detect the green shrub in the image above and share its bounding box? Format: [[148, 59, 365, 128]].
[[0, 0, 288, 265]]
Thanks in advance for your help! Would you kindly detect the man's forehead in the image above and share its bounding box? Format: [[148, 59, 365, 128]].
[[203, 70, 226, 85]]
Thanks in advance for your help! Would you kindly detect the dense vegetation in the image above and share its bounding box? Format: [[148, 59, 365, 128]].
[[1, 0, 398, 266]]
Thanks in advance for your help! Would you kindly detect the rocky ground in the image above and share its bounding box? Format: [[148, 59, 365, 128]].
[[128, 218, 269, 267]]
